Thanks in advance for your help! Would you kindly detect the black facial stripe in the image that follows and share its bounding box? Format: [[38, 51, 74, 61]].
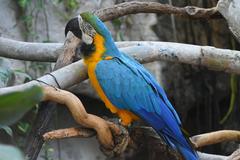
[[80, 42, 95, 58]]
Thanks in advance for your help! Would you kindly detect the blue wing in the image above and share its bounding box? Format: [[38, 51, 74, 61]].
[[95, 54, 197, 159]]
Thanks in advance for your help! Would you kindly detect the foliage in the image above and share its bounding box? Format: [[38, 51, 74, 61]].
[[17, 0, 31, 9], [0, 86, 43, 126], [17, 121, 31, 134], [0, 144, 24, 160], [111, 19, 125, 41], [58, 0, 79, 11], [0, 126, 13, 137], [41, 143, 55, 160], [0, 59, 14, 87], [220, 74, 238, 124]]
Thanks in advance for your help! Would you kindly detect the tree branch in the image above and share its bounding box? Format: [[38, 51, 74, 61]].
[[94, 1, 221, 21], [0, 37, 62, 62], [24, 33, 84, 160], [190, 130, 240, 148], [42, 126, 240, 160], [43, 127, 95, 140], [0, 60, 87, 95], [43, 128, 240, 148], [2, 40, 240, 95], [217, 0, 240, 42], [1, 37, 240, 74], [42, 87, 116, 149]]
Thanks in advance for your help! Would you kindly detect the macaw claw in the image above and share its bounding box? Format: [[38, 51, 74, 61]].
[[100, 121, 130, 157]]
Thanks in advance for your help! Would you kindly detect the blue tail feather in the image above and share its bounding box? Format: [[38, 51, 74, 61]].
[[158, 131, 198, 160]]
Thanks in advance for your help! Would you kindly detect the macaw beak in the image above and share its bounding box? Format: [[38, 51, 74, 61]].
[[65, 17, 82, 39]]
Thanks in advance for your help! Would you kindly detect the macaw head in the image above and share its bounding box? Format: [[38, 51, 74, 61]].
[[65, 12, 119, 60], [65, 12, 98, 45]]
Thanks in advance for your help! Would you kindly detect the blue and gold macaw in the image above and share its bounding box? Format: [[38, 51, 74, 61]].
[[65, 12, 198, 160]]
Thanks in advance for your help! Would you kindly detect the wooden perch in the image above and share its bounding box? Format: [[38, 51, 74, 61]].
[[42, 86, 116, 149], [191, 130, 240, 148], [42, 126, 240, 160], [1, 37, 240, 75], [43, 127, 240, 149], [42, 86, 129, 156]]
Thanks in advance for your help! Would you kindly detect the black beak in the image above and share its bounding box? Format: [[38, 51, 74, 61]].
[[65, 17, 82, 39]]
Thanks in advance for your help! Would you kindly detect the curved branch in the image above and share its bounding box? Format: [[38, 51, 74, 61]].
[[94, 1, 221, 21], [190, 130, 240, 148], [42, 87, 114, 149]]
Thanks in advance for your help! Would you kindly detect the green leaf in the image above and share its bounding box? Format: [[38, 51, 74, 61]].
[[17, 121, 30, 134], [18, 0, 31, 9], [0, 126, 13, 136], [112, 19, 122, 29], [0, 144, 24, 160], [67, 0, 78, 10], [0, 86, 43, 126], [220, 74, 238, 124]]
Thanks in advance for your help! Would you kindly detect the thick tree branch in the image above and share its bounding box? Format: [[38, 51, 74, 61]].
[[43, 128, 240, 148], [0, 37, 62, 62], [1, 40, 240, 94], [42, 126, 240, 160], [94, 1, 221, 21], [54, 33, 81, 69], [217, 0, 240, 42], [0, 60, 87, 94], [1, 37, 240, 74]]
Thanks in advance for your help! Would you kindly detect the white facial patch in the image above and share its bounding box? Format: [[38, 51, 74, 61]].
[[78, 15, 93, 44], [82, 33, 93, 44], [77, 15, 83, 26]]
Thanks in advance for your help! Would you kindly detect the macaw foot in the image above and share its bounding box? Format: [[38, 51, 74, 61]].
[[100, 121, 130, 157], [117, 109, 139, 126]]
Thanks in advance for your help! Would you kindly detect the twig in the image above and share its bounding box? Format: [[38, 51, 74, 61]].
[[43, 127, 95, 140], [94, 1, 221, 21]]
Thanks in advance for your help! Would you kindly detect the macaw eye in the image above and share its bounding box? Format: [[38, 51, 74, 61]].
[[81, 22, 96, 37]]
